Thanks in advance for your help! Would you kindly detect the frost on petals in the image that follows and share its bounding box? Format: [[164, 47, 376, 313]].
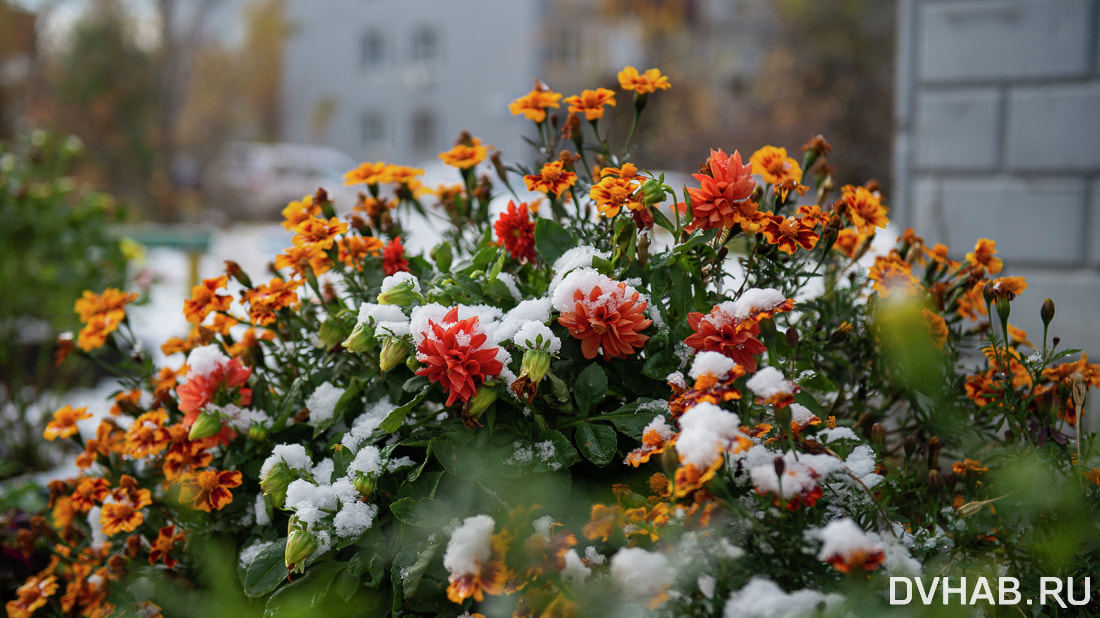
[[414, 307, 503, 406], [815, 518, 886, 573], [553, 268, 652, 360]]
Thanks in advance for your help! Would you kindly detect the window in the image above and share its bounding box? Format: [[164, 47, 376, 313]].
[[410, 26, 439, 63], [361, 111, 387, 147], [360, 30, 386, 68], [410, 110, 437, 153]]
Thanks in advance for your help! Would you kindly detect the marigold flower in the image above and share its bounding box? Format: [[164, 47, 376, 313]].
[[163, 440, 213, 482], [439, 134, 488, 169], [382, 164, 425, 186], [493, 200, 537, 263], [684, 293, 793, 372], [952, 458, 989, 476], [124, 409, 171, 459], [1043, 353, 1100, 388], [101, 476, 152, 536], [868, 253, 920, 298], [5, 574, 58, 618], [921, 308, 949, 351], [750, 146, 804, 199], [582, 503, 624, 542], [625, 417, 677, 467], [43, 405, 91, 441], [70, 477, 111, 512], [275, 243, 332, 277], [382, 236, 411, 276], [281, 194, 321, 231], [338, 234, 385, 270], [524, 160, 577, 198], [835, 185, 889, 233], [343, 161, 390, 186], [684, 149, 758, 231], [925, 243, 961, 270], [965, 238, 1002, 276], [761, 214, 820, 254], [617, 66, 671, 94], [183, 276, 232, 325], [415, 307, 504, 406], [74, 288, 138, 323], [987, 276, 1027, 301], [443, 515, 511, 604], [817, 519, 885, 574], [795, 204, 828, 228], [590, 165, 643, 218], [554, 270, 652, 360], [292, 216, 347, 251], [508, 80, 562, 123], [241, 277, 302, 326], [563, 88, 617, 120], [178, 469, 242, 512], [76, 311, 121, 351]]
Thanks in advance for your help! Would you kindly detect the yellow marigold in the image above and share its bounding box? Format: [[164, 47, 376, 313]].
[[178, 469, 242, 512], [617, 66, 671, 94], [183, 276, 232, 325], [987, 276, 1027, 300], [965, 238, 1002, 276], [344, 161, 390, 186], [921, 308, 949, 351], [381, 164, 425, 185], [590, 167, 643, 218], [275, 243, 332, 277], [43, 405, 91, 441], [292, 216, 347, 250], [439, 134, 488, 169], [750, 146, 803, 187], [563, 88, 617, 120], [508, 80, 562, 123], [952, 458, 989, 475], [835, 185, 889, 233], [338, 235, 385, 270], [281, 194, 321, 231], [74, 288, 138, 352], [524, 160, 577, 197], [869, 253, 920, 297]]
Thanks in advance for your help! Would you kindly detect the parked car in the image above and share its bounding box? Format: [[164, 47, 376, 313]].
[[202, 142, 362, 221]]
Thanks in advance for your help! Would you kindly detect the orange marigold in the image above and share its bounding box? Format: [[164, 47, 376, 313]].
[[965, 238, 1002, 276], [241, 277, 302, 327], [43, 405, 91, 441], [921, 308, 950, 351], [868, 253, 920, 298], [439, 134, 488, 169], [338, 234, 385, 270], [183, 276, 232, 325], [281, 194, 321, 231], [563, 88, 617, 120], [761, 214, 820, 254], [5, 574, 58, 618], [834, 185, 889, 233], [617, 66, 671, 94], [751, 146, 803, 193], [178, 469, 242, 512], [508, 80, 562, 123], [343, 161, 390, 186], [524, 160, 577, 198], [149, 525, 186, 568]]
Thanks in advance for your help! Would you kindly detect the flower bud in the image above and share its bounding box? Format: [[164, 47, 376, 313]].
[[942, 471, 956, 490], [285, 528, 317, 573], [773, 456, 786, 479], [406, 353, 420, 373], [520, 348, 552, 385], [260, 462, 294, 508], [927, 469, 944, 493], [1041, 297, 1055, 328], [828, 321, 852, 344], [377, 280, 418, 306], [995, 296, 1011, 328], [927, 436, 941, 470], [785, 327, 800, 349], [188, 412, 222, 441], [248, 424, 268, 442], [319, 317, 348, 350], [342, 321, 374, 353], [639, 178, 667, 207], [353, 473, 374, 499], [379, 337, 411, 373], [224, 260, 252, 289], [903, 435, 918, 457], [870, 423, 886, 449], [464, 385, 498, 419]]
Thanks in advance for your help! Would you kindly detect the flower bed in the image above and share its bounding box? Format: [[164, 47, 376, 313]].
[[8, 68, 1100, 617]]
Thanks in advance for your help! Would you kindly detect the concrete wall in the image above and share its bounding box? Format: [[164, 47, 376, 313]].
[[894, 0, 1100, 427]]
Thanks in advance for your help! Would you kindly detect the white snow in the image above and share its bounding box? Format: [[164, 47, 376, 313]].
[[746, 367, 794, 400], [610, 547, 674, 606], [443, 515, 496, 577], [306, 382, 343, 425], [675, 402, 743, 469]]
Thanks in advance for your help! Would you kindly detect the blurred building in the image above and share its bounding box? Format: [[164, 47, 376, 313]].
[[278, 0, 772, 168], [894, 0, 1100, 419]]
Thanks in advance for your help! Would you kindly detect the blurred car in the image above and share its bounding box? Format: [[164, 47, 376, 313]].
[[202, 141, 362, 221]]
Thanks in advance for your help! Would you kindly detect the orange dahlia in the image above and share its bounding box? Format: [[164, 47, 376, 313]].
[[685, 149, 759, 231], [494, 200, 537, 263], [382, 236, 411, 275], [414, 307, 504, 406], [553, 270, 652, 361]]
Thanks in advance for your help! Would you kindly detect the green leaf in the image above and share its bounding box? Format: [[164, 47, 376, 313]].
[[263, 560, 344, 616], [798, 370, 836, 393], [534, 218, 576, 265], [536, 429, 582, 472], [575, 423, 618, 466], [333, 566, 359, 601], [793, 391, 821, 414], [392, 541, 438, 600], [347, 546, 385, 587], [242, 537, 289, 598], [602, 399, 664, 439], [389, 497, 453, 529], [651, 202, 676, 234], [380, 386, 429, 433], [574, 363, 608, 416]]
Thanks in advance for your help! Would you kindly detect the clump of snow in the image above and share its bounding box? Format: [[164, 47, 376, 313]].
[[238, 540, 275, 569], [187, 345, 228, 377], [496, 272, 522, 301], [306, 382, 343, 425], [818, 427, 860, 444], [610, 547, 674, 606], [492, 298, 552, 344], [746, 367, 794, 400], [724, 577, 843, 618], [212, 403, 268, 432], [675, 402, 743, 469], [585, 546, 607, 565], [732, 288, 788, 320], [550, 269, 650, 322], [356, 303, 410, 338], [379, 271, 420, 294], [254, 494, 271, 527], [561, 549, 590, 584], [814, 518, 883, 565], [311, 458, 334, 485], [788, 404, 816, 427], [547, 246, 609, 296], [512, 321, 561, 353], [349, 445, 383, 476], [698, 574, 717, 599], [443, 515, 496, 577], [341, 398, 396, 451], [641, 415, 676, 442], [260, 444, 312, 478], [845, 445, 882, 489], [334, 501, 378, 539], [689, 351, 737, 380], [666, 371, 687, 389], [506, 441, 533, 465], [750, 451, 847, 499]]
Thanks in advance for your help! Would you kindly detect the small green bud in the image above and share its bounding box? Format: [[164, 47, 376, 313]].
[[927, 436, 941, 471], [188, 412, 222, 441], [353, 473, 374, 499], [927, 469, 944, 493], [285, 528, 317, 573], [248, 424, 268, 441], [319, 317, 348, 349], [995, 296, 1011, 328], [406, 353, 420, 373], [379, 337, 412, 373], [639, 178, 666, 207], [519, 349, 552, 385], [464, 385, 498, 419], [260, 462, 294, 508], [377, 278, 418, 306], [903, 434, 918, 457], [342, 321, 374, 353], [1041, 297, 1055, 327]]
